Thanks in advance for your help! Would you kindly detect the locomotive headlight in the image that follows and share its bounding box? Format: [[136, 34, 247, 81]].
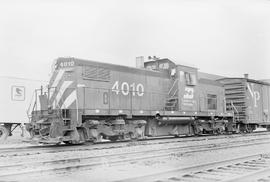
[[170, 68, 176, 76]]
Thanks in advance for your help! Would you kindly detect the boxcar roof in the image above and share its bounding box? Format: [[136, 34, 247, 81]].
[[198, 72, 224, 80], [261, 79, 270, 84], [218, 77, 270, 86], [199, 78, 224, 87], [57, 57, 170, 78]]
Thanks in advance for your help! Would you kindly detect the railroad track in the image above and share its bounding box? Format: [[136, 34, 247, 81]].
[[1, 134, 270, 181], [1, 131, 269, 157], [115, 153, 270, 182]]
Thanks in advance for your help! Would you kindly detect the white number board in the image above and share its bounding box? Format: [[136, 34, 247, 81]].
[[111, 81, 144, 97], [59, 61, 75, 68]]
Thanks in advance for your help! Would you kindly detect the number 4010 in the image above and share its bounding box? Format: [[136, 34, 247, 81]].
[[111, 81, 144, 97]]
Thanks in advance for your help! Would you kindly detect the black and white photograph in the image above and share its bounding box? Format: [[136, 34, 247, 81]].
[[1, 0, 270, 181]]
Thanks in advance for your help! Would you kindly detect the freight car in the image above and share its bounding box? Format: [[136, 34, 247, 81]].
[[27, 57, 234, 144], [219, 75, 270, 132], [0, 76, 47, 140]]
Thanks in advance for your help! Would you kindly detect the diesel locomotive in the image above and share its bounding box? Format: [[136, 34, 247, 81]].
[[26, 57, 253, 144]]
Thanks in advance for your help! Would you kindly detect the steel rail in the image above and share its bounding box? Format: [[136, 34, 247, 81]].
[[1, 131, 269, 156], [1, 137, 270, 180], [115, 154, 270, 182]]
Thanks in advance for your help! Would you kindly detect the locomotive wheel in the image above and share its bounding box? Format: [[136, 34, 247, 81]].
[[128, 132, 137, 140], [109, 135, 119, 142], [28, 129, 35, 138], [0, 125, 8, 141], [122, 132, 134, 140], [95, 133, 103, 142], [78, 129, 86, 143]]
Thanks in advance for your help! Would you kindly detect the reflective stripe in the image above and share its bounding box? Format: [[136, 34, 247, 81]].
[[49, 69, 65, 99], [61, 90, 77, 109], [54, 81, 73, 107]]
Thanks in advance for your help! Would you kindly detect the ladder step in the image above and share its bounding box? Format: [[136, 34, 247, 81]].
[[62, 118, 71, 121], [166, 103, 176, 107], [166, 99, 177, 102]]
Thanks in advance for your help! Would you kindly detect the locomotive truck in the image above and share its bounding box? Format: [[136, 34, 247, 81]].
[[27, 57, 235, 144]]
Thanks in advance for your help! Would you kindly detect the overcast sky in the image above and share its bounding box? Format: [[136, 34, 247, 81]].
[[0, 0, 270, 81]]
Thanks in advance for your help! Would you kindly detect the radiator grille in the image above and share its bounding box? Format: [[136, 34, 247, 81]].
[[82, 66, 110, 81]]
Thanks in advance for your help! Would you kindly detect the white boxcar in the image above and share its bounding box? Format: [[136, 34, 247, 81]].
[[0, 76, 47, 140]]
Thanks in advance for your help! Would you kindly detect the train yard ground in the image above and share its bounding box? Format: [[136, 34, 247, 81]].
[[0, 130, 270, 181]]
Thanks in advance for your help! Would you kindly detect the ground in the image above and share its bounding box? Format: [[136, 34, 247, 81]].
[[0, 126, 33, 147], [1, 129, 270, 182]]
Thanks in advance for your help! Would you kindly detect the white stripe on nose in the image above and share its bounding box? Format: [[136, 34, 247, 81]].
[[61, 90, 77, 109], [49, 69, 65, 99], [54, 81, 73, 107]]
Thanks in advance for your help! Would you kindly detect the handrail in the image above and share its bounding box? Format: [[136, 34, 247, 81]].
[[230, 101, 240, 122], [230, 101, 239, 114], [172, 89, 178, 98], [27, 91, 36, 118], [31, 86, 173, 114], [168, 79, 178, 95]]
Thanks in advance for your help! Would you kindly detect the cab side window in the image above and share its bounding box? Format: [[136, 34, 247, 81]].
[[207, 94, 217, 110], [184, 72, 197, 86]]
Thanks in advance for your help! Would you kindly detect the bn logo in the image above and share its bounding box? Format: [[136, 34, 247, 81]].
[[247, 83, 260, 107], [11, 86, 25, 101]]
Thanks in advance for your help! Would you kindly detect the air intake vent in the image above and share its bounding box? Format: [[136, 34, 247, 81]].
[[82, 66, 110, 81]]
